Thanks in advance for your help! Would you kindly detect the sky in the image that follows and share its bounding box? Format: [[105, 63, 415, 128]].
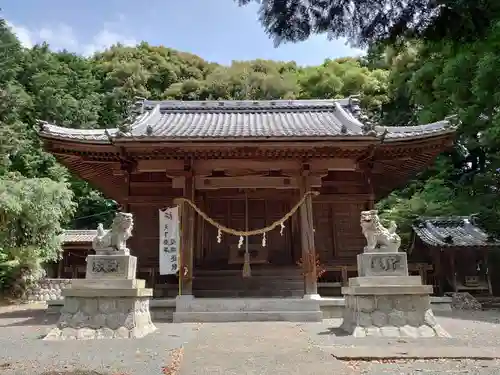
[[2, 0, 364, 66]]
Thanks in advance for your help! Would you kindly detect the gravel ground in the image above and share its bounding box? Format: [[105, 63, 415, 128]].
[[0, 304, 199, 375], [1, 304, 500, 374]]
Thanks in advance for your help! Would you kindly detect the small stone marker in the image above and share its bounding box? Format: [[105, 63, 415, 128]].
[[340, 210, 450, 338], [44, 212, 156, 340]]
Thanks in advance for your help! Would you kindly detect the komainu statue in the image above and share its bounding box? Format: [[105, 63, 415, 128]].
[[360, 210, 401, 253], [92, 212, 134, 255]]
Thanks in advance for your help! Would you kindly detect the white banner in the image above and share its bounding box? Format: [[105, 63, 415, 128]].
[[159, 206, 180, 275]]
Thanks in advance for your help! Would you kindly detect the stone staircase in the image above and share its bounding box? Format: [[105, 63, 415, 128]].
[[173, 297, 322, 322], [171, 266, 320, 322], [192, 266, 305, 298]]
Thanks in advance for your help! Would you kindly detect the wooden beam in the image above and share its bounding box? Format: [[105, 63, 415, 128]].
[[136, 159, 184, 172], [308, 158, 358, 172], [194, 175, 323, 189], [192, 159, 301, 174]]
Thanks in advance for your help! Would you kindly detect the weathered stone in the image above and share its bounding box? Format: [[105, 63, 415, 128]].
[[371, 311, 388, 327], [43, 214, 156, 341], [352, 327, 366, 337], [380, 326, 400, 337], [63, 297, 80, 314], [358, 312, 372, 327], [94, 327, 113, 339], [406, 310, 424, 327], [105, 312, 125, 330], [400, 324, 419, 338], [77, 328, 96, 340], [365, 327, 381, 337], [388, 310, 406, 327], [115, 326, 130, 338], [341, 223, 450, 339], [376, 296, 393, 312], [433, 324, 452, 338], [61, 327, 77, 339], [88, 313, 107, 329], [358, 297, 375, 312], [451, 292, 482, 310], [424, 309, 438, 327], [82, 298, 98, 315], [98, 299, 116, 314], [358, 252, 408, 277], [418, 325, 436, 338]]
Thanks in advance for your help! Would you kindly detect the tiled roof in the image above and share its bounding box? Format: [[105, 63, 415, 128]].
[[61, 230, 96, 244], [412, 216, 500, 248], [38, 98, 455, 143]]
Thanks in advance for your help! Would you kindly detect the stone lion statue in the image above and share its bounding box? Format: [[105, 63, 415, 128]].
[[360, 210, 401, 253], [92, 212, 134, 255]]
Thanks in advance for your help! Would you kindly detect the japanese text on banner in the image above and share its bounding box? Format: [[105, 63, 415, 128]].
[[159, 206, 180, 275]]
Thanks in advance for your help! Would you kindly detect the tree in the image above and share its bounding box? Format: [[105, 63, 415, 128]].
[[237, 0, 500, 47], [376, 23, 500, 244]]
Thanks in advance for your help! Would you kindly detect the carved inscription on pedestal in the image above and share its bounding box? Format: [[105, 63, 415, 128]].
[[370, 255, 401, 273], [86, 255, 137, 280], [357, 252, 409, 277], [91, 259, 119, 274]]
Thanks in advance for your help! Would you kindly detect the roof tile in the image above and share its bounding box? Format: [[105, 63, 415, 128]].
[[38, 99, 455, 143], [412, 216, 500, 248], [61, 230, 96, 244]]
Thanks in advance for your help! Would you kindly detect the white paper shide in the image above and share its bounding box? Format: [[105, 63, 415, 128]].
[[159, 206, 180, 275]]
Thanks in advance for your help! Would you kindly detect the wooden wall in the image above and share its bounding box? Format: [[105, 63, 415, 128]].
[[126, 180, 368, 268]]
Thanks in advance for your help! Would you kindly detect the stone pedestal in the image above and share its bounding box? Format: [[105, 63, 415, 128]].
[[340, 252, 450, 338], [44, 255, 156, 340]]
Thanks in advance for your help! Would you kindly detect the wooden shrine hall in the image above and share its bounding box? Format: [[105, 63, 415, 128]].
[[411, 216, 500, 296], [37, 98, 456, 299]]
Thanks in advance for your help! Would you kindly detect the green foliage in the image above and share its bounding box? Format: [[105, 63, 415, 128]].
[[238, 0, 500, 47], [375, 23, 500, 247], [0, 173, 75, 293], [0, 17, 394, 295], [3, 6, 500, 293]]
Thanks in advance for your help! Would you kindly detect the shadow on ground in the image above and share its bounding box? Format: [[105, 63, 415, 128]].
[[316, 326, 350, 337], [434, 309, 500, 324], [0, 308, 58, 327]]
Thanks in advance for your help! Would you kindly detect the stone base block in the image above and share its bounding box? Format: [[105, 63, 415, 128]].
[[86, 255, 137, 280], [62, 287, 153, 298], [348, 276, 422, 287], [44, 294, 156, 340], [70, 278, 145, 289], [340, 293, 450, 338], [358, 252, 408, 277]]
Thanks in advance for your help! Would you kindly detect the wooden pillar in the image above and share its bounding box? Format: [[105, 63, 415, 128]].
[[180, 173, 195, 295], [484, 250, 493, 296], [57, 255, 64, 278], [299, 171, 318, 296]]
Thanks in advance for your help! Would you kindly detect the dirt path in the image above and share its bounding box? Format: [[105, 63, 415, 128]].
[[178, 322, 347, 375]]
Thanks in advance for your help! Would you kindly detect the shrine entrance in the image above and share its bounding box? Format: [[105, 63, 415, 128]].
[[186, 188, 312, 298], [196, 189, 297, 269]]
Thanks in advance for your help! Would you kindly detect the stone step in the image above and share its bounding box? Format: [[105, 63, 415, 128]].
[[176, 297, 318, 312], [194, 290, 304, 298], [173, 310, 322, 322], [194, 268, 302, 277], [193, 280, 304, 289]]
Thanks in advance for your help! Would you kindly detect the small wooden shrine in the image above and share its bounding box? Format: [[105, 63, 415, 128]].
[[37, 97, 456, 298], [411, 215, 500, 296], [44, 230, 95, 279]]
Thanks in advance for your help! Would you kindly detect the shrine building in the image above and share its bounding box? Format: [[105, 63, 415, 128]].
[[38, 98, 456, 299]]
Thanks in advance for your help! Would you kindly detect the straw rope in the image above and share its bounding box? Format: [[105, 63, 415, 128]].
[[173, 190, 319, 237]]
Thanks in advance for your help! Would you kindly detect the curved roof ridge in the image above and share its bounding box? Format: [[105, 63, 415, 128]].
[[37, 98, 457, 143]]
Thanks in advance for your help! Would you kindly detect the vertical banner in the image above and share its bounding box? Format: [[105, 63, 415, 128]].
[[159, 206, 180, 275]]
